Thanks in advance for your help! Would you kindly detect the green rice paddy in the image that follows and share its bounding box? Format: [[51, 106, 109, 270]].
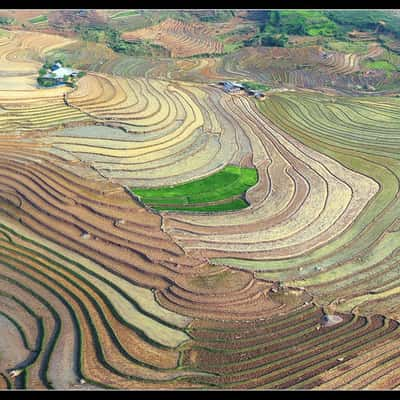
[[110, 10, 138, 19], [28, 15, 48, 24], [363, 59, 397, 72], [131, 165, 258, 212]]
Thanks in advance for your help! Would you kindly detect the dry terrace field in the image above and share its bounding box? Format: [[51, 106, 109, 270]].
[[122, 18, 225, 58]]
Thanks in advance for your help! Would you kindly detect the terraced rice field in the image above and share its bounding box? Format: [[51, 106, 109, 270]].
[[3, 15, 400, 390], [42, 76, 253, 187], [213, 92, 400, 319], [122, 18, 225, 58], [45, 41, 119, 72], [181, 306, 400, 389], [44, 40, 229, 84], [0, 10, 50, 25], [163, 94, 379, 263], [0, 31, 90, 131], [0, 30, 76, 90], [217, 43, 390, 92], [0, 139, 298, 388]]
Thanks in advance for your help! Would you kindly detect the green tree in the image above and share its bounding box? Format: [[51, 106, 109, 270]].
[[284, 18, 306, 35], [261, 33, 288, 47], [0, 16, 14, 25], [270, 11, 281, 27], [37, 77, 55, 87]]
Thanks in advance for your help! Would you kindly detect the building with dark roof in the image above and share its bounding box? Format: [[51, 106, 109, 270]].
[[222, 81, 244, 93]]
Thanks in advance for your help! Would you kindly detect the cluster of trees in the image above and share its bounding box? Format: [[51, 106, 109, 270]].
[[74, 24, 109, 42], [244, 32, 288, 48], [243, 10, 366, 49], [37, 77, 55, 87], [247, 10, 400, 47], [109, 38, 169, 57], [243, 12, 286, 48], [243, 11, 291, 48], [260, 11, 339, 37], [0, 16, 15, 25]]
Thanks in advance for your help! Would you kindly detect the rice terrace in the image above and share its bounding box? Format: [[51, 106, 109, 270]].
[[1, 8, 400, 391]]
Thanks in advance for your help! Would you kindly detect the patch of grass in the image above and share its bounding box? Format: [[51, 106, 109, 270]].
[[363, 59, 397, 72], [132, 165, 258, 213], [189, 270, 232, 289], [110, 10, 138, 19], [222, 42, 243, 53], [279, 10, 338, 37], [242, 81, 269, 91], [28, 15, 48, 24]]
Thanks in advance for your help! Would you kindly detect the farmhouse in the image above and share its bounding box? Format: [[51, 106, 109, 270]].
[[219, 81, 266, 99], [43, 63, 79, 82], [220, 81, 245, 94], [38, 61, 83, 88]]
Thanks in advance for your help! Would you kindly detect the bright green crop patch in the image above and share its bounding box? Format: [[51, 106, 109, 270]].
[[111, 10, 138, 19], [242, 81, 270, 91], [222, 42, 243, 53], [132, 165, 258, 213], [279, 10, 338, 37], [28, 15, 48, 24]]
